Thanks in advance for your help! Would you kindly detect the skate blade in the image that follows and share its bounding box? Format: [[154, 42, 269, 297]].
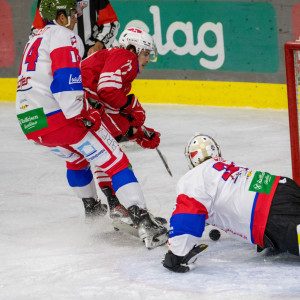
[[112, 218, 139, 238], [143, 231, 169, 249]]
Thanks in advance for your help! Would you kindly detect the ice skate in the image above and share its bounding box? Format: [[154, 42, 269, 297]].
[[110, 204, 130, 219], [101, 186, 129, 219], [82, 197, 108, 219], [127, 205, 169, 249], [149, 214, 168, 226]]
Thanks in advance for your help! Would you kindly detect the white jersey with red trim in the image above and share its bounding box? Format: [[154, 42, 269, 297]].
[[168, 157, 280, 256], [16, 24, 85, 139]]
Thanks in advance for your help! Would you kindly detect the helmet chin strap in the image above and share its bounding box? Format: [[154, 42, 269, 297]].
[[53, 16, 71, 27], [64, 16, 71, 28]]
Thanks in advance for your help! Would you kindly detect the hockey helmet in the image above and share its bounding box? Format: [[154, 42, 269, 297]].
[[119, 27, 157, 62], [39, 0, 82, 23], [184, 134, 221, 168]]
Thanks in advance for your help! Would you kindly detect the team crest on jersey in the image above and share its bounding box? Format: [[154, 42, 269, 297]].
[[78, 1, 88, 9], [71, 36, 77, 46]]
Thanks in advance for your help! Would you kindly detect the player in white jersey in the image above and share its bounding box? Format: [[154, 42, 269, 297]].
[[162, 134, 300, 273], [31, 0, 119, 58], [16, 0, 168, 249]]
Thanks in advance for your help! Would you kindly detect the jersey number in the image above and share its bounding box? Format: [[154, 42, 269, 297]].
[[213, 162, 240, 181], [19, 38, 43, 74]]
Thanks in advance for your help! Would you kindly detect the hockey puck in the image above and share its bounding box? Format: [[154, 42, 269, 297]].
[[209, 229, 221, 241]]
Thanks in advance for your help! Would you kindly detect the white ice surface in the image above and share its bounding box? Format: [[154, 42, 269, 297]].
[[1, 102, 299, 300]]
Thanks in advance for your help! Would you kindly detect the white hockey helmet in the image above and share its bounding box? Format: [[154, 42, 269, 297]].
[[119, 27, 157, 62], [184, 133, 221, 168]]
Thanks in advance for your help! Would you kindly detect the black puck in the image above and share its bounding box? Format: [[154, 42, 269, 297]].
[[209, 229, 221, 241]]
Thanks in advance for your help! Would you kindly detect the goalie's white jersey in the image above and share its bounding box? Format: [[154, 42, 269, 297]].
[[169, 157, 280, 256], [16, 24, 84, 139]]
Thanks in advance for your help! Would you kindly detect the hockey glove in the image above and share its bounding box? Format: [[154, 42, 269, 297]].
[[76, 98, 103, 131], [120, 94, 146, 127], [129, 126, 160, 149], [162, 244, 208, 273]]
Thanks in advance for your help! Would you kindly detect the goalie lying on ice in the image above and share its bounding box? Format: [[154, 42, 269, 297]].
[[162, 133, 300, 273]]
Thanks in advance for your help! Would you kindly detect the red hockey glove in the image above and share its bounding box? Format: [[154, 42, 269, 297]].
[[76, 98, 104, 131], [129, 126, 160, 149], [120, 94, 145, 127]]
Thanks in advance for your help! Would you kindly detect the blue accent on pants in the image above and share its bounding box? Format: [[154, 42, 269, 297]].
[[112, 167, 138, 192], [67, 167, 93, 187]]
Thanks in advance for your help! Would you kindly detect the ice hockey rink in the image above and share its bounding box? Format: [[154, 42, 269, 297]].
[[1, 101, 299, 299]]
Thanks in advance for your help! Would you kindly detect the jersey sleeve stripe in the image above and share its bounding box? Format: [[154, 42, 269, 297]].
[[250, 176, 280, 246], [51, 68, 83, 94], [172, 194, 208, 217], [169, 213, 206, 238], [97, 81, 122, 91], [99, 71, 122, 83], [169, 194, 208, 238], [50, 46, 80, 74]]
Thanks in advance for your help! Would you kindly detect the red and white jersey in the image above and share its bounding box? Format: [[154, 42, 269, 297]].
[[169, 157, 280, 256], [81, 47, 139, 114], [16, 24, 84, 139]]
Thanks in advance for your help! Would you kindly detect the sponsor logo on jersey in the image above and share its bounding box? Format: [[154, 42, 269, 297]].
[[19, 99, 29, 110], [51, 149, 75, 159], [36, 26, 50, 36], [249, 171, 276, 194], [69, 74, 82, 84], [17, 107, 48, 134], [20, 104, 29, 110], [77, 141, 97, 157], [17, 76, 31, 89]]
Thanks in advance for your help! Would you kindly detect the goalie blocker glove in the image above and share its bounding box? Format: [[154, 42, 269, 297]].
[[120, 94, 146, 127], [162, 244, 208, 273]]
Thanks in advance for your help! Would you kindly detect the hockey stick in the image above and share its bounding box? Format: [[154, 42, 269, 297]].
[[142, 126, 173, 177]]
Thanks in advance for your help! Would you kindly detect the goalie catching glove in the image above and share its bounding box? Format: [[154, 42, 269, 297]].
[[162, 244, 208, 273], [76, 97, 104, 131], [129, 126, 160, 149], [120, 94, 146, 127]]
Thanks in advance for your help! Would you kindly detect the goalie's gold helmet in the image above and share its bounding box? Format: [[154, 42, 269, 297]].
[[184, 134, 221, 169]]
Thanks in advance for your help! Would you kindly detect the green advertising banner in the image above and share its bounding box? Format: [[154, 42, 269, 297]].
[[113, 0, 279, 72]]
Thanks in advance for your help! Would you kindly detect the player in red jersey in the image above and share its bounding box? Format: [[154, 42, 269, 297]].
[[79, 27, 162, 220]]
